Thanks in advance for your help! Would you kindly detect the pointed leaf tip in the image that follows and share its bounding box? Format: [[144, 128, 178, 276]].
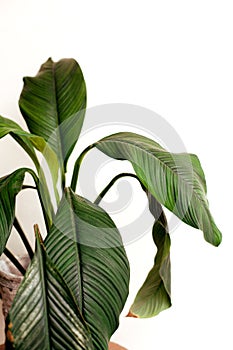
[[126, 311, 138, 318], [34, 224, 44, 245]]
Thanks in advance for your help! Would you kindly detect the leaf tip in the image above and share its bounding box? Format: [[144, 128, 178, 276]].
[[34, 224, 46, 250], [126, 311, 138, 318], [214, 235, 222, 247], [208, 226, 222, 247]]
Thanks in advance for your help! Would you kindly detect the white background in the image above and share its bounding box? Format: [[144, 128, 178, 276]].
[[0, 1, 233, 349]]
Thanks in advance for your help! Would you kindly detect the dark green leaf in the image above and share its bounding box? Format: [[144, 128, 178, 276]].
[[129, 193, 171, 318], [0, 115, 59, 214], [6, 225, 93, 350], [19, 58, 86, 171], [0, 169, 26, 254], [0, 116, 59, 181], [95, 132, 222, 246], [0, 115, 39, 169], [45, 188, 130, 350]]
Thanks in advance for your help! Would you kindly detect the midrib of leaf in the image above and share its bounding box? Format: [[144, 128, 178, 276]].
[[97, 138, 208, 209], [52, 62, 65, 170], [37, 231, 52, 348], [66, 189, 84, 313]]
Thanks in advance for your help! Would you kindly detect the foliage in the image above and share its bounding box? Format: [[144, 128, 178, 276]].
[[0, 58, 222, 349]]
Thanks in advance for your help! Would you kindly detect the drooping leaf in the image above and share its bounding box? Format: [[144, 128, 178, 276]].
[[45, 188, 130, 350], [19, 58, 86, 172], [0, 115, 60, 181], [0, 167, 54, 253], [0, 115, 39, 169], [0, 115, 59, 216], [129, 193, 171, 318], [6, 225, 93, 350], [95, 132, 222, 246], [0, 169, 26, 254]]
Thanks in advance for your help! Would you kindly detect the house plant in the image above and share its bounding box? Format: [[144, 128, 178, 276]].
[[0, 58, 222, 349]]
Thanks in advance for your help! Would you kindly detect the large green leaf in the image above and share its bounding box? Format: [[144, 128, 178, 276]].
[[0, 169, 26, 254], [6, 225, 93, 350], [95, 132, 222, 246], [129, 193, 171, 318], [45, 188, 130, 350], [19, 58, 86, 171]]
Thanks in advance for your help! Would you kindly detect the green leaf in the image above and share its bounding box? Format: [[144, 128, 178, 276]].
[[0, 167, 54, 252], [129, 193, 171, 318], [0, 169, 26, 254], [19, 58, 86, 172], [0, 115, 40, 169], [6, 225, 93, 350], [0, 115, 60, 178], [95, 132, 222, 246], [0, 115, 61, 217], [45, 188, 130, 350]]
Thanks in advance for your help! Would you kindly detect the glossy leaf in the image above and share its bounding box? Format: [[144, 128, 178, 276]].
[[45, 188, 130, 350], [95, 132, 222, 246], [129, 193, 171, 318], [19, 58, 86, 171], [0, 169, 26, 254], [6, 225, 93, 350]]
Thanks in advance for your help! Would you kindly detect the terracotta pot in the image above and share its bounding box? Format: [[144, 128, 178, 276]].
[[0, 255, 29, 319], [0, 344, 127, 350], [109, 342, 127, 350]]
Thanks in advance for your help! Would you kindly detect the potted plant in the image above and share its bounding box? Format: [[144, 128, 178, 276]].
[[0, 58, 222, 349]]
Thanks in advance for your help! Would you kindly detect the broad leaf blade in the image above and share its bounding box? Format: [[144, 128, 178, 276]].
[[0, 169, 26, 254], [19, 58, 86, 171], [95, 132, 222, 246], [6, 226, 93, 350], [45, 188, 130, 350], [129, 193, 171, 318]]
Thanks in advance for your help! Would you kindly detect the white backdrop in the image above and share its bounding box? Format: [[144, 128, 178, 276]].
[[0, 1, 232, 349]]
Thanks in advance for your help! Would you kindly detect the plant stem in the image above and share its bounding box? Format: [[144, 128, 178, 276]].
[[13, 218, 34, 260], [27, 168, 52, 232], [70, 144, 95, 192], [3, 248, 26, 276], [22, 185, 37, 190], [94, 173, 145, 205]]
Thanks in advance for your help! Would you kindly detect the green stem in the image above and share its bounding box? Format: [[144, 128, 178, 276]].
[[14, 218, 34, 260], [70, 144, 95, 192], [94, 173, 145, 205], [26, 169, 51, 233], [3, 248, 26, 276]]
